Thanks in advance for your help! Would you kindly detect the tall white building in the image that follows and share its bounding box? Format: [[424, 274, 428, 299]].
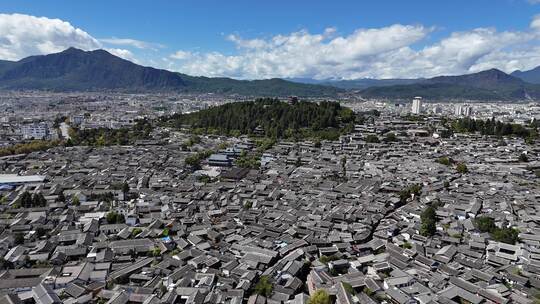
[[411, 97, 422, 114], [455, 104, 472, 117]]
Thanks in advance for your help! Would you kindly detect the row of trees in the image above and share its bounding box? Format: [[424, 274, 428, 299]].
[[451, 117, 537, 141], [67, 119, 153, 146], [184, 149, 214, 169], [475, 216, 520, 244], [17, 191, 47, 208], [235, 151, 261, 169], [0, 140, 60, 157], [164, 98, 356, 140]]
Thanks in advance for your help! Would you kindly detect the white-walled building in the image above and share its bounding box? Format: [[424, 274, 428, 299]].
[[21, 122, 50, 140], [455, 104, 472, 117], [411, 97, 422, 114]]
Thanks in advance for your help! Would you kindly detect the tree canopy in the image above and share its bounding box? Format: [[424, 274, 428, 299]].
[[164, 98, 355, 140], [420, 205, 437, 237], [17, 191, 47, 208], [451, 117, 537, 141], [68, 119, 152, 146], [308, 290, 331, 304], [106, 211, 125, 224], [474, 216, 519, 244], [253, 275, 273, 297], [0, 140, 60, 157]]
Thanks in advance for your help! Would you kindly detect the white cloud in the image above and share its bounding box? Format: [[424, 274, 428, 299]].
[[2, 13, 540, 80], [105, 48, 137, 62], [0, 13, 137, 67], [169, 50, 194, 60], [169, 19, 540, 79], [0, 13, 101, 61], [531, 15, 540, 31], [100, 37, 163, 50]]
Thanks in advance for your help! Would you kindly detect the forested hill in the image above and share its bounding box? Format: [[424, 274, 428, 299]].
[[163, 98, 356, 139]]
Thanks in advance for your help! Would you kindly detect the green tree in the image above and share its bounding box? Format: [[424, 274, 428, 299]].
[[401, 242, 412, 249], [19, 191, 33, 208], [365, 134, 380, 143], [122, 182, 130, 199], [475, 216, 496, 233], [342, 282, 354, 295], [185, 154, 202, 169], [161, 228, 169, 237], [492, 227, 520, 245], [456, 163, 468, 174], [436, 157, 452, 166], [518, 153, 529, 162], [308, 289, 331, 304], [399, 184, 422, 204], [149, 247, 161, 257], [106, 211, 124, 224], [384, 132, 398, 142], [0, 140, 61, 157], [57, 191, 66, 202], [32, 193, 47, 207], [164, 99, 354, 140], [254, 276, 273, 297], [474, 216, 518, 244], [319, 255, 338, 265], [420, 206, 437, 237], [14, 233, 24, 245], [132, 228, 143, 237]]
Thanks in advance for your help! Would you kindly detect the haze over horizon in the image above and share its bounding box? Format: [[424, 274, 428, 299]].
[[2, 0, 540, 80]]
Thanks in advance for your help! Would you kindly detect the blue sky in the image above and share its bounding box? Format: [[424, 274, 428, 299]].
[[0, 0, 539, 79]]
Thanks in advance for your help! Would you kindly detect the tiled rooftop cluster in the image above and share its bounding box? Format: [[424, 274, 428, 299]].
[[0, 115, 538, 304]]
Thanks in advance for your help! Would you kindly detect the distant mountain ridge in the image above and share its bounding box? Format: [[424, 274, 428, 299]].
[[360, 69, 540, 101], [512, 66, 540, 84], [1, 47, 540, 100], [0, 48, 341, 97], [289, 68, 540, 100], [288, 77, 422, 90]]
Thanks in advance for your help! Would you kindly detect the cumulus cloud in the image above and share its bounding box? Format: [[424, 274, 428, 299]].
[[169, 19, 540, 79], [531, 15, 540, 31], [100, 37, 163, 50], [105, 48, 137, 62], [0, 13, 101, 60], [0, 13, 141, 64], [2, 13, 540, 80], [169, 50, 194, 60]]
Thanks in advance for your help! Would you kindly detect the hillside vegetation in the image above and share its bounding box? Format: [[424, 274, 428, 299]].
[[163, 98, 356, 140]]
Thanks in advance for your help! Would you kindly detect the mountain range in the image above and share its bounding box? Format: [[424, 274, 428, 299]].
[[511, 67, 540, 85], [358, 69, 540, 101], [291, 69, 540, 101], [286, 77, 422, 90], [0, 47, 540, 101], [0, 48, 341, 97]]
